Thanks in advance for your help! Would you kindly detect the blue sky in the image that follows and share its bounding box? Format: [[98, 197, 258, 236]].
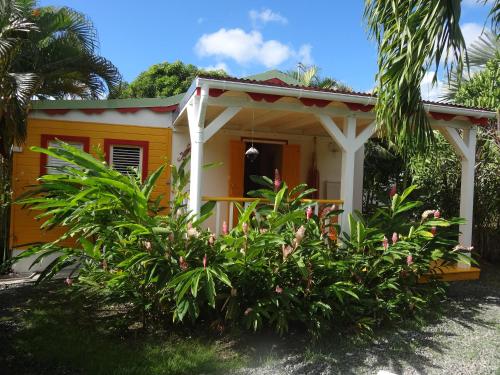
[[40, 0, 493, 97]]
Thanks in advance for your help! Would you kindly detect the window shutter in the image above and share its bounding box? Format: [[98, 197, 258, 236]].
[[46, 140, 84, 174], [110, 145, 143, 175]]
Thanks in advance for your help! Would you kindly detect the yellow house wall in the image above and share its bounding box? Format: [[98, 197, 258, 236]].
[[11, 118, 172, 250]]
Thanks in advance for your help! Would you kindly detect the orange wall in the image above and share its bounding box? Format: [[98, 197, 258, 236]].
[[11, 118, 172, 249]]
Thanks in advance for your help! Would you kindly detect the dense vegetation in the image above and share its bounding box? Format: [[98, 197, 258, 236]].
[[110, 61, 227, 99], [16, 144, 470, 336]]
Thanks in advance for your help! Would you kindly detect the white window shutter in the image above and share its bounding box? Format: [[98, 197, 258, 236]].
[[46, 140, 84, 174], [110, 145, 143, 175]]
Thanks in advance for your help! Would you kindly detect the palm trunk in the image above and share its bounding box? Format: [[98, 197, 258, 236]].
[[0, 151, 13, 267]]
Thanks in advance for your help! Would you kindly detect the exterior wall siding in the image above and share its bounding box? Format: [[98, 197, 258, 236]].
[[11, 117, 172, 251]]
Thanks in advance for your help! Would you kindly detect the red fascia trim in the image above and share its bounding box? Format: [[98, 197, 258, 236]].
[[148, 105, 178, 113], [40, 134, 90, 175], [104, 139, 149, 181], [246, 92, 282, 103], [80, 108, 106, 115], [299, 98, 331, 108], [117, 107, 141, 114], [209, 88, 227, 97], [42, 109, 71, 115], [344, 102, 374, 112], [429, 111, 456, 121], [467, 116, 489, 126]]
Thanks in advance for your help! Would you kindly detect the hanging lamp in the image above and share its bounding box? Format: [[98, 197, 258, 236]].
[[245, 110, 259, 162]]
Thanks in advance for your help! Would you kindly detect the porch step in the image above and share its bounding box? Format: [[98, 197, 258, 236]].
[[418, 265, 480, 283]]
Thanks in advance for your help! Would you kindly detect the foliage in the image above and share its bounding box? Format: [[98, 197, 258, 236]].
[[110, 60, 227, 99], [364, 0, 468, 153], [17, 144, 469, 336], [286, 63, 351, 91]]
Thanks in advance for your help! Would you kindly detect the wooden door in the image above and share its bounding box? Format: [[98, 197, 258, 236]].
[[282, 144, 301, 189]]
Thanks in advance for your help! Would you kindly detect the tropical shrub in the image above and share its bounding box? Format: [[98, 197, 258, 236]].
[[17, 143, 470, 335]]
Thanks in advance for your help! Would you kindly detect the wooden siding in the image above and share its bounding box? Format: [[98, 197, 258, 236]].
[[10, 118, 172, 249]]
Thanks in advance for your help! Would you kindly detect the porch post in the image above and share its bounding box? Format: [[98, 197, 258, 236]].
[[340, 115, 357, 229], [441, 125, 477, 249], [353, 145, 365, 212], [187, 86, 208, 216]]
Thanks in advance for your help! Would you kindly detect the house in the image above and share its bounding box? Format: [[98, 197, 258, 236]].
[[11, 70, 495, 279]]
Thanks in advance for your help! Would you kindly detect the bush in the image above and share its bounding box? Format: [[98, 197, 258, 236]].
[[16, 143, 471, 336]]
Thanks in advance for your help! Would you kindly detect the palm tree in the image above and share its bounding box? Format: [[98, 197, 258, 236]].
[[363, 0, 498, 154], [287, 63, 352, 91], [442, 31, 500, 101], [0, 0, 121, 264]]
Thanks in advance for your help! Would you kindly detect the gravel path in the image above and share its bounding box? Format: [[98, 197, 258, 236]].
[[236, 263, 500, 375]]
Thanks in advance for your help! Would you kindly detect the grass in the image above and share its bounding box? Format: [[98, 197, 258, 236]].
[[0, 284, 245, 375]]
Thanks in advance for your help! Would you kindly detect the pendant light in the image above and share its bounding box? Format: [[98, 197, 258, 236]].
[[245, 110, 259, 162]]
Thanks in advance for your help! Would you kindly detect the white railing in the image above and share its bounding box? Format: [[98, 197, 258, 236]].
[[202, 196, 343, 235]]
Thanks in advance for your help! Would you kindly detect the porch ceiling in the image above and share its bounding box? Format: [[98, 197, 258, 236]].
[[175, 100, 375, 138]]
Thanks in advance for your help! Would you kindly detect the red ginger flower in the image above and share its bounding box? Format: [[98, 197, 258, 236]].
[[274, 169, 281, 191], [282, 244, 293, 260], [306, 206, 313, 220], [392, 232, 398, 245], [222, 221, 228, 235], [407, 254, 413, 265], [295, 225, 306, 246], [389, 184, 397, 198], [179, 256, 188, 271], [434, 210, 440, 219], [275, 285, 283, 294], [431, 226, 437, 236], [382, 236, 389, 250], [64, 277, 73, 286], [203, 254, 207, 270]]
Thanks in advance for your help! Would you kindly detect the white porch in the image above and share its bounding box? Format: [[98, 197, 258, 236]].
[[173, 76, 495, 252]]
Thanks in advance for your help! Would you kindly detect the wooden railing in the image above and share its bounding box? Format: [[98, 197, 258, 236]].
[[202, 196, 343, 234]]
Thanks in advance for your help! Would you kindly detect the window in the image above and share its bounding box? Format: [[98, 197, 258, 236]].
[[40, 135, 90, 175], [104, 139, 149, 180]]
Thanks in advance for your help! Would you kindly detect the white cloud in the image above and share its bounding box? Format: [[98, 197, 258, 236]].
[[195, 28, 311, 68], [420, 71, 445, 101], [201, 62, 230, 74], [249, 8, 288, 27], [461, 22, 484, 46]]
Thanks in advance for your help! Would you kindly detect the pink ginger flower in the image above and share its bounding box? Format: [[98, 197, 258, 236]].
[[331, 204, 338, 212], [421, 210, 435, 220], [144, 241, 152, 252], [431, 226, 437, 237], [392, 232, 398, 245], [242, 222, 249, 235], [275, 285, 283, 294], [282, 244, 293, 260], [64, 277, 73, 286], [389, 184, 397, 198], [274, 169, 281, 191], [383, 236, 389, 250], [306, 206, 313, 220], [294, 226, 306, 246], [222, 221, 228, 235], [434, 210, 441, 219], [244, 307, 253, 316], [179, 256, 188, 271], [203, 254, 207, 270], [407, 254, 413, 265]]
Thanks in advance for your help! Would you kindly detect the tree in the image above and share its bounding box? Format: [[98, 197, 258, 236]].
[[364, 0, 498, 154], [286, 63, 351, 91], [0, 0, 121, 264], [111, 61, 227, 99]]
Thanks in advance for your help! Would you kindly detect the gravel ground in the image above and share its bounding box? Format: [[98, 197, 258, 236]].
[[236, 263, 500, 375], [1, 264, 499, 375]]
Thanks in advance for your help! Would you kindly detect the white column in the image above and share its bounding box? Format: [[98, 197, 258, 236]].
[[459, 127, 476, 248], [440, 125, 477, 250], [340, 116, 357, 229], [187, 87, 208, 215], [353, 145, 365, 212]]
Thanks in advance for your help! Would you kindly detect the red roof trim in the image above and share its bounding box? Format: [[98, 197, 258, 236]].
[[104, 139, 149, 181], [263, 78, 288, 85], [40, 134, 90, 176], [429, 111, 456, 121], [148, 105, 178, 113], [344, 102, 375, 112], [209, 88, 227, 97], [42, 109, 71, 115], [467, 116, 489, 126], [247, 92, 282, 103], [299, 98, 331, 108]]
